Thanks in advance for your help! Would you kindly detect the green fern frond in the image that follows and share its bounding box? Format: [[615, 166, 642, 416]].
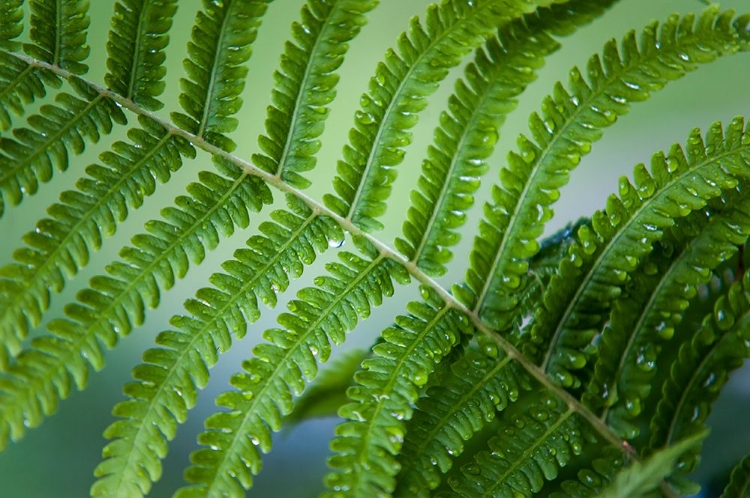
[[648, 270, 750, 478], [585, 192, 750, 438], [394, 339, 530, 497], [2, 1, 750, 495], [721, 453, 750, 498], [0, 116, 194, 371], [0, 0, 59, 130], [105, 0, 178, 111], [252, 0, 377, 187], [532, 118, 750, 390], [0, 51, 61, 131], [324, 286, 470, 496], [0, 77, 126, 216], [0, 0, 22, 48], [444, 398, 588, 497], [396, 0, 620, 277], [323, 0, 564, 232], [511, 217, 591, 340], [394, 13, 558, 276], [0, 157, 272, 451], [171, 0, 269, 152], [176, 237, 409, 497], [547, 447, 623, 497], [454, 6, 750, 331], [24, 0, 90, 75], [90, 195, 341, 498], [595, 431, 707, 498], [0, 0, 275, 446]]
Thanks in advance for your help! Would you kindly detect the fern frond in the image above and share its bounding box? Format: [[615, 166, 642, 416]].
[[0, 116, 194, 371], [394, 339, 530, 497], [510, 217, 591, 341], [395, 15, 558, 276], [445, 401, 588, 497], [171, 0, 269, 152], [0, 0, 274, 445], [396, 0, 619, 277], [105, 0, 178, 111], [0, 157, 272, 451], [91, 195, 341, 498], [24, 0, 90, 75], [0, 0, 23, 49], [0, 77, 127, 217], [0, 51, 62, 131], [176, 237, 409, 497], [721, 453, 750, 498], [647, 270, 750, 481], [454, 6, 750, 331], [595, 431, 707, 498], [323, 0, 564, 232], [323, 286, 470, 496], [252, 0, 377, 187], [585, 192, 750, 438], [547, 447, 623, 497], [532, 118, 750, 390]]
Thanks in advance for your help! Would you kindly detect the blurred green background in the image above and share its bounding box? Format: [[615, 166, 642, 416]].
[[1, 0, 749, 496]]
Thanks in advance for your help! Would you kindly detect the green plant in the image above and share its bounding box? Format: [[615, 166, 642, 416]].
[[1, 0, 750, 496]]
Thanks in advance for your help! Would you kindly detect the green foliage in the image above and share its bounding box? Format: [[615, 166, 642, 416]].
[[595, 431, 707, 498], [1, 1, 750, 497], [721, 453, 750, 498]]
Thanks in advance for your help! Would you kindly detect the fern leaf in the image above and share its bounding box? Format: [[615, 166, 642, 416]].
[[175, 237, 409, 497], [394, 339, 530, 497], [0, 51, 63, 131], [395, 15, 558, 276], [171, 0, 269, 152], [396, 0, 620, 277], [595, 431, 707, 498], [721, 453, 750, 498], [585, 192, 750, 438], [105, 0, 178, 111], [91, 195, 341, 498], [252, 0, 377, 187], [0, 157, 272, 451], [0, 0, 23, 49], [454, 6, 750, 331], [508, 217, 591, 341], [323, 286, 470, 496], [24, 0, 90, 75], [323, 0, 564, 232], [547, 447, 623, 497], [0, 0, 274, 445], [444, 403, 589, 497], [647, 270, 750, 481], [0, 77, 127, 217], [0, 117, 194, 372], [533, 118, 750, 390]]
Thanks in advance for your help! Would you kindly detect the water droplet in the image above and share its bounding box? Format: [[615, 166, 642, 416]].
[[625, 396, 642, 416], [413, 370, 428, 386], [635, 344, 656, 372], [463, 464, 481, 476]]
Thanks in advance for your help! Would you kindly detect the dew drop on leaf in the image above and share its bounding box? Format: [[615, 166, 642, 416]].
[[463, 464, 481, 476], [412, 370, 428, 386]]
